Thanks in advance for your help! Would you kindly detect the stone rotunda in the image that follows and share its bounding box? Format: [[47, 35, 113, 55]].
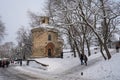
[[31, 16, 64, 58]]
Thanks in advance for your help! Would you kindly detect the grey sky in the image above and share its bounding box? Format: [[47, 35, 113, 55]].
[[0, 0, 46, 44]]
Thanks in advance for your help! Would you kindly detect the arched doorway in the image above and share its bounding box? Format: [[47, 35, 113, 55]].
[[45, 42, 55, 57]]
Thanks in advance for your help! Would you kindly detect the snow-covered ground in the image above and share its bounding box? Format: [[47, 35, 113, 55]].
[[11, 48, 120, 80]]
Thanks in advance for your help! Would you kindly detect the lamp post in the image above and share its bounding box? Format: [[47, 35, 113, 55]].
[[21, 43, 25, 60], [18, 46, 23, 66]]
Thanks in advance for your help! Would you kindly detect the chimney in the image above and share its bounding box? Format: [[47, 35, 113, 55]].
[[41, 16, 49, 24]]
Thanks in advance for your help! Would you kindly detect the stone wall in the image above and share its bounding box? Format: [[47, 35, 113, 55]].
[[31, 27, 63, 58]]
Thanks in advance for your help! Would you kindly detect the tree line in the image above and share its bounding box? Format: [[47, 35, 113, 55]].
[[46, 0, 120, 60]]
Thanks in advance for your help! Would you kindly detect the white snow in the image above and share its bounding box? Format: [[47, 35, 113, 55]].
[[11, 48, 120, 80]]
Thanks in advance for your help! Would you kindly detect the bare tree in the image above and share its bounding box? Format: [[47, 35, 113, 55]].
[[77, 0, 120, 59], [16, 26, 32, 60], [27, 11, 50, 28], [0, 17, 6, 42], [0, 42, 14, 58], [46, 0, 94, 62], [47, 0, 120, 60], [27, 11, 42, 28]]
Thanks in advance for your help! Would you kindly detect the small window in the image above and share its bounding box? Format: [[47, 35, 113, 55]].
[[48, 34, 51, 41]]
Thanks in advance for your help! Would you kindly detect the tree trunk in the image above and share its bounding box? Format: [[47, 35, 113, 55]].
[[85, 37, 91, 56], [73, 44, 77, 57], [100, 43, 107, 60], [74, 40, 81, 62], [103, 44, 111, 59]]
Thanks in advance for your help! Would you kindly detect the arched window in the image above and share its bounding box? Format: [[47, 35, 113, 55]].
[[48, 34, 51, 41]]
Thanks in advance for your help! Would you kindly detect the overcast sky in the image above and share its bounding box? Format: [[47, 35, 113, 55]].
[[0, 0, 46, 44]]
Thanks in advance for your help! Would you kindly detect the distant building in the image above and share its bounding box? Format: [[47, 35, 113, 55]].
[[31, 16, 64, 58]]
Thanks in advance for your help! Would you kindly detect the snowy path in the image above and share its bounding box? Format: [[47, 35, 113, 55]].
[[8, 65, 56, 80], [53, 49, 116, 80], [9, 49, 117, 80], [0, 68, 41, 80], [53, 57, 102, 80]]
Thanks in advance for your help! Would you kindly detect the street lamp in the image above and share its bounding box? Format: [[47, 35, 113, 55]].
[[21, 43, 26, 60]]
